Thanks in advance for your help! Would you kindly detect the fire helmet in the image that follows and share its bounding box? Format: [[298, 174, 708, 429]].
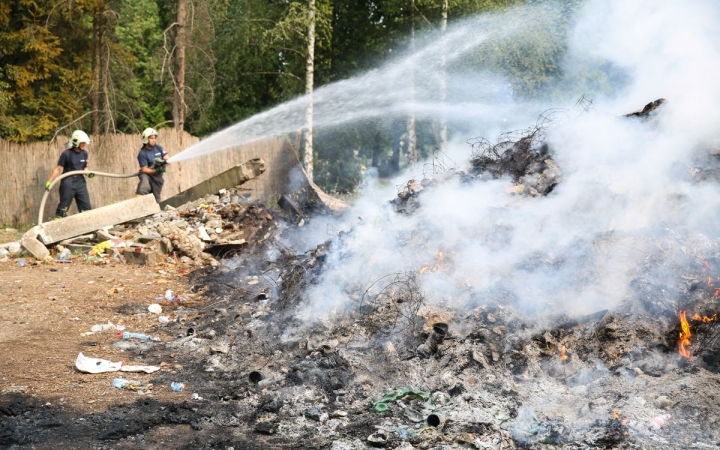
[[142, 127, 158, 144], [71, 130, 90, 146]]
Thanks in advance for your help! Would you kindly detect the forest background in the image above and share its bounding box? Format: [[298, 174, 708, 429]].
[[0, 0, 593, 195]]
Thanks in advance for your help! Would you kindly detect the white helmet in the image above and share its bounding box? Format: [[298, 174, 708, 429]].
[[71, 130, 90, 146], [142, 127, 158, 144]]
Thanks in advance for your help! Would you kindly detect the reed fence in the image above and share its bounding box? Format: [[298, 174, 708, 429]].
[[0, 129, 298, 226]]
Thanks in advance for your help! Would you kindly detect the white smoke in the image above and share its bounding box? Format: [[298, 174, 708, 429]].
[[290, 0, 720, 327]]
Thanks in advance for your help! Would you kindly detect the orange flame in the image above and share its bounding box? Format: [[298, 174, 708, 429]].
[[420, 251, 445, 274], [678, 311, 691, 359], [692, 313, 717, 323], [558, 344, 568, 362], [713, 289, 720, 299]]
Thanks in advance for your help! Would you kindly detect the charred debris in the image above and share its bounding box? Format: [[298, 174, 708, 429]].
[[8, 98, 720, 449]]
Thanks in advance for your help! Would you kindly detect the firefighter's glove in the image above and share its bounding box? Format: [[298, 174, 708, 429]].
[[45, 180, 52, 191], [87, 172, 95, 179], [153, 158, 167, 174]]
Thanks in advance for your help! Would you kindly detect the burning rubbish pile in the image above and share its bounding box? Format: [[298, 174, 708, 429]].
[[7, 100, 720, 449]]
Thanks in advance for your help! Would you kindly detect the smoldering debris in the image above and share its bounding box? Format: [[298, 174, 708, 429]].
[[8, 100, 720, 449]]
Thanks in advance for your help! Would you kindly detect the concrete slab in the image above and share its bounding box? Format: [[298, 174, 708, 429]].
[[160, 158, 266, 209], [20, 226, 50, 260], [37, 194, 160, 245]]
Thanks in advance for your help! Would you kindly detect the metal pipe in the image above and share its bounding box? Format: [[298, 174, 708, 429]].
[[417, 323, 449, 357], [249, 371, 263, 384], [426, 413, 446, 427]]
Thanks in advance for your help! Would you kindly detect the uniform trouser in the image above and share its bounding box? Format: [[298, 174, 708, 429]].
[[55, 176, 92, 218], [136, 173, 164, 203]]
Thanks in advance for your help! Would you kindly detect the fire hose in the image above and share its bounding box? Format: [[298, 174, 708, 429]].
[[38, 170, 140, 225]]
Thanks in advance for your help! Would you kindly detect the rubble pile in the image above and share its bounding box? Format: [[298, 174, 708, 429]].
[[41, 188, 281, 269], [8, 100, 720, 449], [468, 110, 563, 198]]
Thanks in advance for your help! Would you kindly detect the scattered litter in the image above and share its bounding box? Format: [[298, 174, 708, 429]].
[[511, 408, 541, 440], [17, 258, 26, 267], [367, 431, 389, 446], [2, 385, 28, 394], [192, 393, 203, 400], [90, 322, 125, 333], [164, 289, 175, 301], [75, 352, 160, 374], [112, 378, 152, 391], [158, 315, 170, 323], [650, 414, 671, 430], [148, 304, 162, 314], [91, 241, 113, 256], [7, 242, 21, 255], [372, 386, 430, 412], [118, 331, 153, 340], [75, 352, 122, 373], [171, 382, 184, 392]]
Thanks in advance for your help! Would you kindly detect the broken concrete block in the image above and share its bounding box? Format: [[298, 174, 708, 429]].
[[20, 226, 49, 260], [123, 248, 159, 266]]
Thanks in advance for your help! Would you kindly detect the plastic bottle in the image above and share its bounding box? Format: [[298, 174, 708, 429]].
[[165, 289, 175, 301], [112, 378, 130, 389], [170, 382, 184, 392], [91, 322, 120, 332], [112, 378, 144, 390], [59, 249, 71, 260], [119, 331, 152, 340]]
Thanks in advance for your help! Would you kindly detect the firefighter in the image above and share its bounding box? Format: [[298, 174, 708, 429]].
[[45, 130, 94, 218], [135, 127, 169, 203]]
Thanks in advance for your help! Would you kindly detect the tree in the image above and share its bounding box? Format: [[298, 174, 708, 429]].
[[172, 0, 187, 132], [304, 0, 316, 182], [159, 0, 215, 135], [0, 1, 95, 141], [439, 0, 448, 153], [405, 0, 417, 165], [110, 0, 167, 132]]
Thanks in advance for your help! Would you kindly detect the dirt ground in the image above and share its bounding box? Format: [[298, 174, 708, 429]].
[[0, 253, 200, 414]]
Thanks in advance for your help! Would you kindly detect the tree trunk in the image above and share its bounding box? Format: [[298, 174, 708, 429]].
[[91, 8, 103, 135], [173, 0, 188, 133], [304, 0, 316, 182], [439, 0, 448, 154], [406, 0, 417, 165]]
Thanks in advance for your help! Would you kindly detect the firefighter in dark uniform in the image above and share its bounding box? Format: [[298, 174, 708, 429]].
[[135, 127, 169, 203], [45, 130, 94, 218]]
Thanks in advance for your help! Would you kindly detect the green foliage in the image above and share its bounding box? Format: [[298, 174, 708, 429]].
[[0, 0, 615, 195], [110, 0, 167, 132], [0, 0, 94, 141]]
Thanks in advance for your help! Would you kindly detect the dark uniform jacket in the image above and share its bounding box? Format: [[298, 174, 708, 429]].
[[58, 148, 89, 175], [137, 145, 167, 177]]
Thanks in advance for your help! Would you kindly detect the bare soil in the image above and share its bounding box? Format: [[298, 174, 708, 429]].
[[0, 255, 210, 448]]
